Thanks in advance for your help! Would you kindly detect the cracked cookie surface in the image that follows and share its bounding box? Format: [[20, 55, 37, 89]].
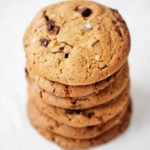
[[26, 62, 127, 98], [23, 0, 130, 85]]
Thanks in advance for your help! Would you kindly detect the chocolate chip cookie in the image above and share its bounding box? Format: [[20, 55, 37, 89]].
[[28, 86, 129, 127], [23, 0, 130, 85], [26, 62, 126, 98], [27, 67, 129, 109]]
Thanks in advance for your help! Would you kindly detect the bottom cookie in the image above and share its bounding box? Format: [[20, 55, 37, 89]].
[[29, 102, 131, 149]]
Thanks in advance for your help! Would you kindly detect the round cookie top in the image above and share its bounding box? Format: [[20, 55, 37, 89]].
[[24, 0, 130, 85]]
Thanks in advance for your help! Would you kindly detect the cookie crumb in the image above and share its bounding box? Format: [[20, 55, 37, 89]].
[[95, 55, 100, 61], [85, 22, 92, 29]]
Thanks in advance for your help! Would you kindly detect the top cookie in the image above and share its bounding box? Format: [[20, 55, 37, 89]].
[[23, 0, 130, 85]]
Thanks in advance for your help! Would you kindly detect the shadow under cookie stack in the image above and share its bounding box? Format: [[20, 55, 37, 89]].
[[24, 1, 132, 149]]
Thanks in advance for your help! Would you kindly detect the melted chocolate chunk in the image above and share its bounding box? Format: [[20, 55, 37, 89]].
[[46, 19, 60, 35], [83, 111, 95, 119], [52, 26, 60, 35], [115, 26, 123, 37], [40, 38, 49, 47], [75, 7, 92, 17], [47, 19, 55, 30]]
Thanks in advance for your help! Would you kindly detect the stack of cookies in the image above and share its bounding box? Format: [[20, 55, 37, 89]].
[[23, 1, 131, 149]]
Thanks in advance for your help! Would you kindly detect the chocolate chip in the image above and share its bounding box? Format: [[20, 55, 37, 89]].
[[71, 101, 77, 105], [40, 38, 49, 47], [75, 7, 92, 17], [46, 19, 60, 35], [59, 47, 64, 51], [115, 26, 123, 37], [83, 111, 95, 119], [64, 53, 69, 58], [47, 19, 55, 30], [52, 26, 60, 35], [43, 10, 49, 21], [65, 109, 81, 115]]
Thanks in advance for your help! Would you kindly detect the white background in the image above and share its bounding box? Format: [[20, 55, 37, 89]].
[[0, 0, 150, 150]]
